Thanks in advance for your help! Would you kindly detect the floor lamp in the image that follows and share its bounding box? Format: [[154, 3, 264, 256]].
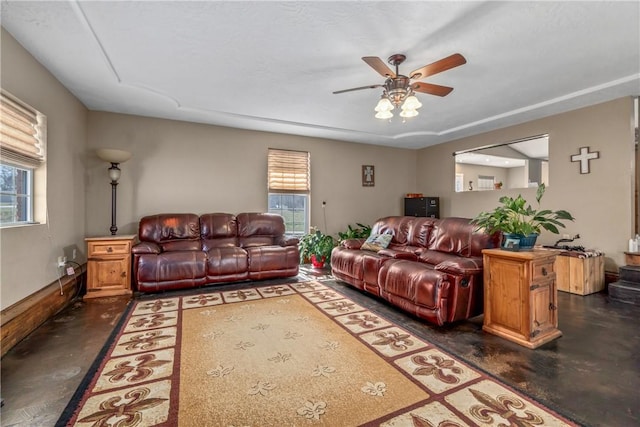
[[96, 149, 132, 235]]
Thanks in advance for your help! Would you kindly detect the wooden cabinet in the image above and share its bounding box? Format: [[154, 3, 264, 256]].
[[85, 235, 136, 299], [482, 249, 562, 349]]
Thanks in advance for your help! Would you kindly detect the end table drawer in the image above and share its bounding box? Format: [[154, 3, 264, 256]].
[[532, 259, 554, 280], [88, 241, 131, 257]]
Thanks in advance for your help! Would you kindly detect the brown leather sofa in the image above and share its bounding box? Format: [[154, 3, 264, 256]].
[[132, 212, 299, 293], [331, 216, 500, 326]]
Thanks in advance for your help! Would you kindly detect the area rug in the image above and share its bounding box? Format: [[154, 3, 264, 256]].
[[57, 281, 578, 426]]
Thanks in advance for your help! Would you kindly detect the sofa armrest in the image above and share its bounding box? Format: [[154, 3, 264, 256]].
[[377, 248, 418, 261], [341, 238, 366, 250], [275, 236, 299, 246], [434, 257, 483, 276], [132, 241, 162, 255]]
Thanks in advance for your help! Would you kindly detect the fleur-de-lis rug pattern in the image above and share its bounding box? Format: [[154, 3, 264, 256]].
[[58, 281, 578, 426]]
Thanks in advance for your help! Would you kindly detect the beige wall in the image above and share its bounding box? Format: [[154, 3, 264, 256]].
[[418, 97, 636, 271], [86, 112, 417, 239], [2, 23, 636, 313], [1, 29, 88, 309]]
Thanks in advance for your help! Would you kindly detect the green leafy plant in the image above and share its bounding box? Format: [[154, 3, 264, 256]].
[[337, 223, 372, 242], [470, 183, 575, 236], [298, 227, 336, 265]]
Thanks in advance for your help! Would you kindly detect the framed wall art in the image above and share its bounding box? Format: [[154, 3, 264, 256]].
[[362, 165, 375, 187]]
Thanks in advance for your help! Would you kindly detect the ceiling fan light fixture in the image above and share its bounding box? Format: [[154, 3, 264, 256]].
[[374, 96, 394, 113], [375, 110, 394, 119], [399, 108, 419, 118], [402, 95, 422, 111]]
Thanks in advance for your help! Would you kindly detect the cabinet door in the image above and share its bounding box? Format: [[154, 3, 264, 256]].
[[87, 256, 130, 292], [485, 257, 527, 337], [404, 198, 427, 216], [530, 280, 557, 338]]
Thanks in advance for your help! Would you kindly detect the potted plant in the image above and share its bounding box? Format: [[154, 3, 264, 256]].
[[494, 181, 503, 189], [298, 227, 336, 268], [470, 183, 574, 250], [337, 223, 372, 243]]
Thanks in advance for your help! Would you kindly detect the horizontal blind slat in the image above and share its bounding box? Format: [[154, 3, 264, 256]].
[[0, 91, 45, 164], [268, 148, 309, 193]]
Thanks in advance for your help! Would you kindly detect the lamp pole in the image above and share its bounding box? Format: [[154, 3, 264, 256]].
[[108, 162, 121, 235], [96, 149, 131, 236]]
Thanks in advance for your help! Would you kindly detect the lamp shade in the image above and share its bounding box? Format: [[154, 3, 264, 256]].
[[96, 148, 132, 164], [399, 108, 419, 118], [374, 97, 394, 113], [402, 95, 422, 110], [375, 110, 393, 119]]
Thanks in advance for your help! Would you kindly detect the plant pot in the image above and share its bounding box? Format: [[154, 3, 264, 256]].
[[310, 254, 326, 268], [502, 233, 539, 251]]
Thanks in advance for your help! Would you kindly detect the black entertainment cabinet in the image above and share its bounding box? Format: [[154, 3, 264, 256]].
[[404, 197, 440, 218]]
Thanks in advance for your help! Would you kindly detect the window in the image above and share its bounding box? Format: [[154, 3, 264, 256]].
[[455, 173, 464, 192], [0, 90, 46, 226], [267, 149, 310, 235], [0, 163, 33, 224], [477, 175, 495, 191]]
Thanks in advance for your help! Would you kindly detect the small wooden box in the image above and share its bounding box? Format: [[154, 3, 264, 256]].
[[555, 254, 605, 295], [624, 252, 640, 266]]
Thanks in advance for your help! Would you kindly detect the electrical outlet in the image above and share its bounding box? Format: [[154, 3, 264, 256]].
[[57, 256, 67, 267], [63, 244, 85, 264], [562, 234, 570, 239]]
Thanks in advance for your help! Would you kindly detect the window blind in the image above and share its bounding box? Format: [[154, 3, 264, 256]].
[[268, 149, 310, 194], [0, 91, 46, 168]]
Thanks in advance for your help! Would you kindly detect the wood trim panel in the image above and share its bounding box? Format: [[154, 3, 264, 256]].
[[1, 265, 86, 357]]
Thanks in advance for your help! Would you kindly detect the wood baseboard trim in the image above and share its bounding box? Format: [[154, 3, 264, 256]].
[[1, 265, 86, 358]]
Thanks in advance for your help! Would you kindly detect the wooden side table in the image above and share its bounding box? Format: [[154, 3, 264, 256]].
[[85, 235, 136, 299], [482, 248, 562, 349]]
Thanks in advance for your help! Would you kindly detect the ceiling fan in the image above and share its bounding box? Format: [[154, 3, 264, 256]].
[[333, 53, 467, 119]]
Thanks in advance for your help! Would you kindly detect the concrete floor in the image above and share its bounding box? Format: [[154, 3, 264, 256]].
[[1, 267, 639, 426]]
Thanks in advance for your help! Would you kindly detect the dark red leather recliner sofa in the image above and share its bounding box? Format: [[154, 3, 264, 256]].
[[331, 216, 500, 326], [132, 212, 299, 293]]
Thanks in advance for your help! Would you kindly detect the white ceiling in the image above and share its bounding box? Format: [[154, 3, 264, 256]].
[[1, 1, 639, 149]]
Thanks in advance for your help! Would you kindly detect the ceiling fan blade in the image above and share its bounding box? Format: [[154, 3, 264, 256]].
[[411, 82, 454, 97], [409, 53, 466, 80], [333, 84, 382, 94], [362, 57, 396, 78]]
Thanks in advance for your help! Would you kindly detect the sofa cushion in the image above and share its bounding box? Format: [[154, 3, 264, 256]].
[[200, 213, 238, 249], [138, 213, 200, 246], [426, 217, 473, 256], [136, 251, 207, 283], [406, 217, 437, 247], [246, 245, 299, 278], [371, 216, 414, 246], [361, 233, 393, 252], [379, 260, 447, 310], [161, 240, 201, 252], [417, 250, 467, 266], [206, 247, 249, 277], [237, 212, 285, 247]]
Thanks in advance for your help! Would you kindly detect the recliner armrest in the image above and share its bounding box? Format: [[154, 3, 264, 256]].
[[275, 236, 299, 247], [434, 257, 483, 275], [132, 241, 162, 255], [377, 248, 418, 261], [341, 238, 366, 250]]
